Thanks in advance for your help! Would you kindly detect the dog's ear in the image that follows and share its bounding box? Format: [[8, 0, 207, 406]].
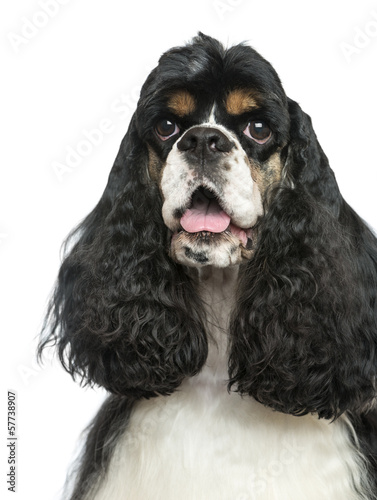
[[229, 99, 377, 419], [283, 98, 342, 214], [39, 115, 208, 398]]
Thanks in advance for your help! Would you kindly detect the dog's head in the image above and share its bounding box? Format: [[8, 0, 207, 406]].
[[135, 36, 290, 267], [40, 34, 377, 419]]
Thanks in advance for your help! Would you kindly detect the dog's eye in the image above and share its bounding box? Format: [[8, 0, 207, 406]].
[[243, 121, 271, 144], [155, 120, 180, 141]]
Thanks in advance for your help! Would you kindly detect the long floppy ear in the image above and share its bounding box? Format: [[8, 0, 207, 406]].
[[229, 98, 377, 419], [39, 115, 208, 398], [283, 99, 343, 214]]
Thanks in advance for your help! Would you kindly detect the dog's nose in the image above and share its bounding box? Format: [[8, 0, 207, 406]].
[[177, 127, 235, 160]]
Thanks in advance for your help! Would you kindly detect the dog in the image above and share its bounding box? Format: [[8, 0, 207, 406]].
[[40, 33, 377, 499]]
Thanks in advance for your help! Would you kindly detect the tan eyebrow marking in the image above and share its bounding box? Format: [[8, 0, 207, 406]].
[[225, 89, 260, 115], [167, 90, 196, 117]]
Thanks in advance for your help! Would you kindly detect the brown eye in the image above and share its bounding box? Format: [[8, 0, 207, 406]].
[[155, 119, 179, 140], [243, 120, 271, 144]]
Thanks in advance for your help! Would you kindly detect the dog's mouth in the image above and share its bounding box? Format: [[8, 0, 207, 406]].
[[177, 186, 254, 249]]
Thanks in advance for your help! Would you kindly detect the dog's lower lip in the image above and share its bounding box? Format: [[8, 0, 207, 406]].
[[176, 225, 253, 248]]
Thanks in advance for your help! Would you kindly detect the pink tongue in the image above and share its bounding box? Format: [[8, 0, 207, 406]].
[[180, 191, 231, 233]]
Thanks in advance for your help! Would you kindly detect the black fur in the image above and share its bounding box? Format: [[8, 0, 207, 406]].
[[228, 99, 377, 419], [40, 128, 208, 398], [39, 33, 377, 497]]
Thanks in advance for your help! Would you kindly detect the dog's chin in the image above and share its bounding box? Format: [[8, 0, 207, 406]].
[[169, 230, 254, 268]]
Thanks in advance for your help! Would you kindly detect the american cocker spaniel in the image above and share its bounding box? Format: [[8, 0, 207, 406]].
[[40, 34, 377, 499]]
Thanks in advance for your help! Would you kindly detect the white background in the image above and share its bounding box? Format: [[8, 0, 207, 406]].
[[1, 0, 377, 498]]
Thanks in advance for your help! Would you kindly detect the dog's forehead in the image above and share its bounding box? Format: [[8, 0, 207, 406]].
[[139, 80, 277, 131], [165, 87, 262, 121], [139, 42, 286, 119]]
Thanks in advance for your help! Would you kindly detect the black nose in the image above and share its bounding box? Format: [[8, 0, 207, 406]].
[[177, 127, 235, 161]]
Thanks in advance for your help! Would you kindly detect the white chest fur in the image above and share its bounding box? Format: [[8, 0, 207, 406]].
[[92, 268, 370, 500]]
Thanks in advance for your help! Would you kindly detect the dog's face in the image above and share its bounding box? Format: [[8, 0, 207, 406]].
[[135, 38, 290, 267]]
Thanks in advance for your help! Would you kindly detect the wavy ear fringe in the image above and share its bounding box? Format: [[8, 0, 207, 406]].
[[39, 118, 208, 398], [229, 100, 377, 420]]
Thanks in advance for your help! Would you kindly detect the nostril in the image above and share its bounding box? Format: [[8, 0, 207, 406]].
[[177, 131, 197, 152], [209, 137, 219, 152], [210, 133, 234, 153]]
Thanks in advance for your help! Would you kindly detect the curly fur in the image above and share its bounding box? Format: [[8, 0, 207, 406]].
[[229, 187, 377, 419], [41, 132, 208, 398], [228, 98, 377, 419], [39, 33, 377, 499]]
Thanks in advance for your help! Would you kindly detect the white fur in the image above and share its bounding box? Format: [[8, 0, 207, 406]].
[[90, 268, 371, 500], [161, 123, 263, 234]]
